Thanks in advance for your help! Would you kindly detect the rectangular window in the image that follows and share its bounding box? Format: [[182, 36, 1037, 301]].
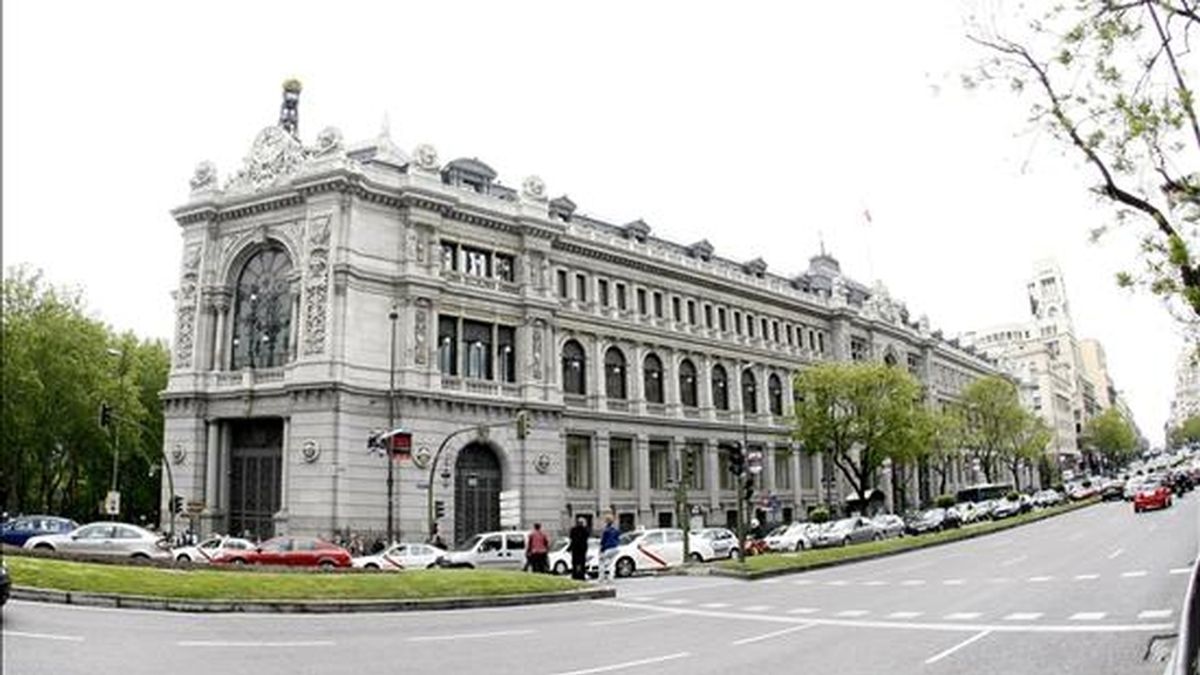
[[437, 315, 457, 375], [671, 297, 681, 322], [704, 304, 713, 328], [808, 329, 816, 350], [497, 325, 516, 383], [684, 442, 705, 490], [747, 313, 755, 338], [609, 437, 633, 491], [463, 247, 490, 277], [462, 320, 492, 380], [786, 325, 794, 346], [566, 435, 593, 490], [493, 253, 515, 282], [718, 447, 733, 490], [616, 283, 628, 310], [734, 311, 743, 335], [906, 353, 921, 376], [440, 242, 458, 271], [850, 337, 867, 361], [598, 279, 610, 307], [649, 441, 669, 490], [557, 270, 568, 299], [774, 448, 792, 490], [575, 274, 588, 303], [801, 452, 816, 490], [762, 318, 770, 339], [772, 321, 780, 343], [719, 308, 728, 332], [817, 332, 825, 354], [653, 292, 664, 318], [637, 288, 647, 315], [687, 300, 697, 326]]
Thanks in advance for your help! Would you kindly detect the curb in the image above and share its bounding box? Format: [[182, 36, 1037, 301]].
[[9, 585, 616, 613], [711, 499, 1100, 581]]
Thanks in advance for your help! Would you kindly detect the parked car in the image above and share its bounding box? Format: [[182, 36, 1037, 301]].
[[440, 531, 529, 570], [23, 522, 170, 559], [950, 502, 986, 525], [1032, 489, 1063, 507], [764, 522, 819, 552], [904, 508, 947, 535], [0, 561, 8, 606], [212, 536, 351, 569], [0, 515, 78, 547], [607, 528, 687, 578], [689, 527, 741, 562], [991, 498, 1022, 519], [811, 517, 880, 548], [172, 535, 254, 563], [1133, 482, 1173, 513], [352, 542, 443, 570], [871, 514, 905, 539], [1099, 481, 1125, 501], [548, 537, 599, 575]]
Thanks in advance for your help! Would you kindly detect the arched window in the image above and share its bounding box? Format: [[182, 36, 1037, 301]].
[[711, 364, 729, 411], [884, 351, 898, 367], [643, 353, 664, 404], [679, 358, 698, 408], [231, 246, 293, 370], [768, 373, 784, 415], [562, 340, 586, 395], [742, 369, 758, 414], [605, 347, 627, 400]]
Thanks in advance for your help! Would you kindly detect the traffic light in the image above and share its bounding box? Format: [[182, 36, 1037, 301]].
[[728, 443, 745, 477], [742, 478, 755, 503], [683, 452, 697, 487], [99, 403, 112, 428], [171, 495, 184, 515], [515, 410, 529, 440], [435, 500, 446, 518]]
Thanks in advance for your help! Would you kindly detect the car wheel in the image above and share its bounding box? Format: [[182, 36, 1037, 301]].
[[729, 548, 742, 561], [33, 543, 54, 551], [176, 554, 191, 563], [318, 560, 336, 571], [553, 561, 568, 575], [872, 533, 883, 542], [689, 552, 704, 563], [231, 557, 247, 566], [616, 557, 635, 578], [426, 563, 439, 569], [131, 552, 150, 560], [365, 563, 380, 570]]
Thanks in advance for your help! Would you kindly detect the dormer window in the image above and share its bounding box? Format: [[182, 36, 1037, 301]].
[[442, 157, 498, 195], [688, 239, 714, 261], [549, 195, 577, 222], [621, 219, 651, 243]]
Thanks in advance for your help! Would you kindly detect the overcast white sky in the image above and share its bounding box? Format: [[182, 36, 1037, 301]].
[[2, 1, 1183, 442]]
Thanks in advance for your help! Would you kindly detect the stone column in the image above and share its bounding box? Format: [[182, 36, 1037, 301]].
[[831, 316, 851, 362], [782, 369, 796, 418], [596, 431, 611, 517], [755, 364, 769, 422], [201, 420, 222, 535], [211, 293, 231, 371], [706, 438, 721, 514], [635, 433, 651, 525], [274, 418, 291, 535], [592, 337, 606, 410], [664, 350, 679, 417], [791, 444, 804, 514], [630, 345, 646, 415], [731, 360, 744, 424], [698, 356, 713, 419]]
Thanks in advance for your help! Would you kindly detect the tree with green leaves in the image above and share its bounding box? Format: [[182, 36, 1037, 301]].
[[792, 362, 928, 506], [959, 376, 1029, 483], [1084, 407, 1140, 469], [968, 1, 1200, 323], [920, 407, 968, 497], [1004, 414, 1054, 491], [1, 266, 169, 523], [1168, 414, 1200, 447]]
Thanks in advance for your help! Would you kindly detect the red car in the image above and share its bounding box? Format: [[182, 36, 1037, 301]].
[[1133, 483, 1173, 513], [214, 536, 351, 569]]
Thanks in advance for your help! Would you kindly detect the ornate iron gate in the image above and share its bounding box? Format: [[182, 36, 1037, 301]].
[[228, 420, 282, 541], [454, 442, 501, 545]]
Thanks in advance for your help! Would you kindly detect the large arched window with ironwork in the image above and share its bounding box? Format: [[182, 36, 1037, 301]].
[[711, 364, 729, 411], [231, 246, 293, 369], [679, 358, 698, 408], [604, 347, 627, 400], [768, 373, 784, 415], [562, 340, 586, 395], [643, 353, 664, 404], [742, 369, 758, 414]]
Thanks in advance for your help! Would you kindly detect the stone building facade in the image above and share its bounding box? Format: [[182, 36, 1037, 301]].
[[161, 100, 1002, 544]]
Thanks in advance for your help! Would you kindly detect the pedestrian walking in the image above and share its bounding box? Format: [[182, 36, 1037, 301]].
[[599, 514, 620, 584], [526, 523, 550, 573], [568, 516, 590, 580], [428, 524, 447, 551]]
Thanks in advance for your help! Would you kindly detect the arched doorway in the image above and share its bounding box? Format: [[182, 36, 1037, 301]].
[[454, 442, 502, 545]]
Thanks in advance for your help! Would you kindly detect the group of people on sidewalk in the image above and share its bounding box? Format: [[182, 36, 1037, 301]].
[[524, 514, 622, 583]]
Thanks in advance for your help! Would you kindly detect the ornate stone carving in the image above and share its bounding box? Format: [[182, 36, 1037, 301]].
[[173, 243, 203, 369], [531, 319, 544, 380], [413, 304, 428, 365], [227, 126, 307, 192], [534, 453, 552, 474], [171, 443, 187, 465], [303, 216, 332, 355], [300, 439, 321, 463], [521, 175, 546, 201], [829, 275, 848, 307], [413, 143, 439, 171], [312, 126, 344, 157], [189, 161, 218, 192]]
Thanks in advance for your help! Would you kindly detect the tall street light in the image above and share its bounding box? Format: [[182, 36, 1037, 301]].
[[387, 305, 399, 544], [107, 347, 129, 500]]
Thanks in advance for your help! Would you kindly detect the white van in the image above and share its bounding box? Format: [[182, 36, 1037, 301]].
[[440, 531, 529, 569]]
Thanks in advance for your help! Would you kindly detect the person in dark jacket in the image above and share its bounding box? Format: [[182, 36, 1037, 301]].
[[567, 516, 591, 580]]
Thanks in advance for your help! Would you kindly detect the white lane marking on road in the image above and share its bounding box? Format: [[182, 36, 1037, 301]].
[[627, 597, 655, 603], [944, 612, 982, 620], [5, 631, 84, 642], [1028, 576, 1053, 582], [1107, 548, 1124, 560], [835, 610, 869, 617], [942, 579, 965, 586], [1073, 574, 1100, 581], [1000, 555, 1028, 566], [901, 579, 926, 586], [588, 614, 662, 627], [825, 580, 849, 586], [731, 623, 816, 645], [791, 579, 814, 586], [660, 598, 689, 605], [1169, 568, 1191, 575], [1121, 570, 1148, 578], [761, 579, 780, 585], [863, 580, 888, 586], [700, 602, 730, 609], [741, 605, 772, 612], [1004, 613, 1043, 621], [787, 607, 819, 614], [407, 629, 536, 642], [1069, 612, 1106, 621], [547, 652, 691, 675], [1137, 610, 1173, 619], [924, 630, 991, 665], [178, 640, 335, 647]]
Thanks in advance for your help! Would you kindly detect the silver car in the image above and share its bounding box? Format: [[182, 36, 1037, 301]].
[[871, 514, 905, 539], [24, 521, 170, 559]]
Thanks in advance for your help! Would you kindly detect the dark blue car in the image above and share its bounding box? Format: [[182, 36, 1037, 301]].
[[1, 515, 78, 547]]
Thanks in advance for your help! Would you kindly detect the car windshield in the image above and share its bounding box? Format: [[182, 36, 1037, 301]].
[[618, 532, 641, 545], [767, 524, 790, 537], [550, 539, 570, 552], [457, 535, 484, 552]]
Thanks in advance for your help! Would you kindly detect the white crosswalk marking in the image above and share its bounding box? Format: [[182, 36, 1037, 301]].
[[786, 607, 819, 615], [1027, 576, 1053, 582], [826, 580, 849, 586], [1070, 612, 1106, 621], [741, 605, 772, 612], [835, 610, 869, 617], [1120, 571, 1148, 578], [862, 580, 888, 586], [887, 611, 923, 619], [901, 579, 926, 586], [944, 612, 982, 620], [1137, 610, 1173, 619], [661, 598, 690, 605], [1003, 612, 1043, 621], [700, 602, 729, 609], [792, 579, 814, 586], [1073, 574, 1100, 581], [942, 579, 965, 586], [1169, 568, 1191, 575]]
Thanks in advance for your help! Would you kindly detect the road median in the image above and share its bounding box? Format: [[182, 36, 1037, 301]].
[[716, 498, 1100, 580], [6, 556, 613, 612]]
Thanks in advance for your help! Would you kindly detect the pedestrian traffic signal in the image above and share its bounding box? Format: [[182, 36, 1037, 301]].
[[435, 500, 446, 518], [171, 495, 184, 515], [728, 443, 745, 477], [99, 403, 112, 428]]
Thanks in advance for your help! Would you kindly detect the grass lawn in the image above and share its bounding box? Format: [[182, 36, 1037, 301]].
[[6, 556, 584, 601], [720, 499, 1098, 576]]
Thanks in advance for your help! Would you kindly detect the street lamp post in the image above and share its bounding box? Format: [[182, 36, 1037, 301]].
[[107, 347, 128, 502], [387, 306, 399, 545]]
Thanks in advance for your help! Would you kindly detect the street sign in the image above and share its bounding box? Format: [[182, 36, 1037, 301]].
[[499, 489, 521, 528], [748, 450, 764, 475], [103, 491, 121, 516], [185, 500, 205, 516]]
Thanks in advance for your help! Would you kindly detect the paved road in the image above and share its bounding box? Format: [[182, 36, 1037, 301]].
[[4, 496, 1197, 675]]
